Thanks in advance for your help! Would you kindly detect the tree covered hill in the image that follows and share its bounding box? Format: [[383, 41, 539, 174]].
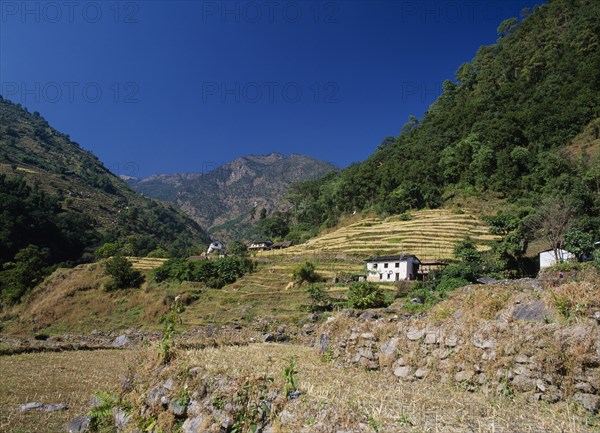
[[285, 0, 600, 239], [126, 153, 336, 242], [0, 97, 210, 303]]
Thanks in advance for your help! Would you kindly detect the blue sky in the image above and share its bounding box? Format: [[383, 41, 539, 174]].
[[0, 0, 540, 178]]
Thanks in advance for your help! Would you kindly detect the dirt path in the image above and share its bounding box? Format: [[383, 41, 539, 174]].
[[0, 349, 138, 433]]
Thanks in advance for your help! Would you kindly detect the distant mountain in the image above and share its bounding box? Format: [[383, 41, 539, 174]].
[[126, 153, 337, 241], [0, 96, 210, 258]]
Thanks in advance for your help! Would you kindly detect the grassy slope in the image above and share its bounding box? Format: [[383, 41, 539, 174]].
[[2, 209, 497, 333]]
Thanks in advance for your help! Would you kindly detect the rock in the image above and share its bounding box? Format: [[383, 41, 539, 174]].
[[288, 390, 302, 400], [407, 327, 423, 341], [512, 375, 536, 392], [20, 402, 43, 412], [393, 366, 412, 379], [424, 332, 438, 345], [444, 336, 458, 347], [574, 393, 600, 413], [65, 416, 91, 433], [43, 403, 68, 412], [113, 407, 131, 431], [326, 316, 335, 324], [359, 312, 380, 320], [360, 332, 375, 340], [575, 382, 594, 393], [515, 354, 529, 364], [181, 415, 203, 433], [472, 336, 495, 349], [512, 300, 550, 321], [189, 367, 203, 376], [146, 386, 166, 406], [169, 399, 187, 416], [380, 338, 399, 355], [163, 378, 175, 391], [112, 335, 130, 348], [318, 332, 331, 354], [262, 333, 275, 342], [455, 370, 474, 383], [414, 368, 428, 379], [160, 395, 170, 406]]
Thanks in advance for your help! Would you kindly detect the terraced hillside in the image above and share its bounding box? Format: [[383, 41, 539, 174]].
[[261, 209, 498, 260], [181, 256, 365, 326]]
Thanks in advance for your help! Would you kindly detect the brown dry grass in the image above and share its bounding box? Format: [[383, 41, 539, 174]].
[[182, 343, 596, 432], [0, 349, 138, 433]]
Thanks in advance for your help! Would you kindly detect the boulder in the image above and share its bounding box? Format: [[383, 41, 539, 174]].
[[318, 332, 331, 354], [64, 416, 91, 433], [574, 393, 600, 413], [20, 402, 43, 412], [455, 370, 474, 383], [393, 366, 412, 379], [181, 415, 204, 433], [112, 335, 130, 348]]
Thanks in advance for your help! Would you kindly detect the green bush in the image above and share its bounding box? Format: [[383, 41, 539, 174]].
[[305, 283, 332, 312], [292, 260, 320, 284], [104, 256, 144, 291], [347, 281, 388, 309], [153, 256, 254, 289]]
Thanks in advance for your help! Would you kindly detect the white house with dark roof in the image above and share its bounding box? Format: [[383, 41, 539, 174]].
[[366, 254, 420, 282]]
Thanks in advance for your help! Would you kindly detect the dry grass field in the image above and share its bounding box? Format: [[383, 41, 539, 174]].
[[259, 209, 499, 260], [181, 343, 597, 432], [0, 349, 138, 433]]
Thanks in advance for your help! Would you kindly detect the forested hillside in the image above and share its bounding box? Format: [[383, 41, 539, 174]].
[[283, 0, 600, 244], [0, 97, 210, 304]]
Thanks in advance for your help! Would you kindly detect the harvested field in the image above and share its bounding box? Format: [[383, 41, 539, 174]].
[[0, 349, 138, 433]]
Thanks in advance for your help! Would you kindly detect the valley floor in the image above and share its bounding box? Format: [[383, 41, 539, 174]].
[[1, 343, 596, 433], [0, 349, 138, 433]]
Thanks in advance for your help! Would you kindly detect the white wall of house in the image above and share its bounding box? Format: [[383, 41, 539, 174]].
[[366, 258, 418, 282], [539, 249, 575, 269]]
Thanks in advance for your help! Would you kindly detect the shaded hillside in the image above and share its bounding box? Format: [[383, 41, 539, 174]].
[[0, 97, 210, 302], [126, 153, 336, 241], [285, 0, 600, 241]]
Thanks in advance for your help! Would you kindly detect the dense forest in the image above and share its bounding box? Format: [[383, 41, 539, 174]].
[[270, 0, 599, 254], [0, 98, 211, 305]]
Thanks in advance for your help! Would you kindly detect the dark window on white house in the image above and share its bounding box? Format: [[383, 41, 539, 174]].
[[384, 263, 388, 268], [395, 262, 400, 268]]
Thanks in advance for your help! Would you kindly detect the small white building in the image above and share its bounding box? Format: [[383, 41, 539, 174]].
[[366, 254, 420, 282], [539, 248, 575, 269], [248, 240, 273, 251]]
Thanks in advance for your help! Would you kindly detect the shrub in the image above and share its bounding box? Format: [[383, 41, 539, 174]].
[[104, 256, 144, 291], [292, 260, 320, 284], [347, 281, 387, 309], [305, 283, 332, 312], [153, 256, 254, 288]]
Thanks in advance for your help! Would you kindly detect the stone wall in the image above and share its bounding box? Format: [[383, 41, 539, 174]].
[[318, 315, 600, 413]]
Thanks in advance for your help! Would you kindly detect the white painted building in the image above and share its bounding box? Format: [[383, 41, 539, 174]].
[[366, 254, 420, 282], [539, 248, 575, 269]]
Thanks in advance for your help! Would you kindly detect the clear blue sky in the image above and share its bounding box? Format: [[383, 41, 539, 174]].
[[0, 0, 540, 178]]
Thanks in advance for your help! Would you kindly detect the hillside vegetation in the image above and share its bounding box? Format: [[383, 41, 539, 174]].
[[0, 97, 210, 304], [278, 0, 600, 251]]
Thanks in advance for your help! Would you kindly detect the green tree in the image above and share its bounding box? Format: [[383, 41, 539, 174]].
[[104, 256, 144, 290], [564, 230, 595, 261]]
